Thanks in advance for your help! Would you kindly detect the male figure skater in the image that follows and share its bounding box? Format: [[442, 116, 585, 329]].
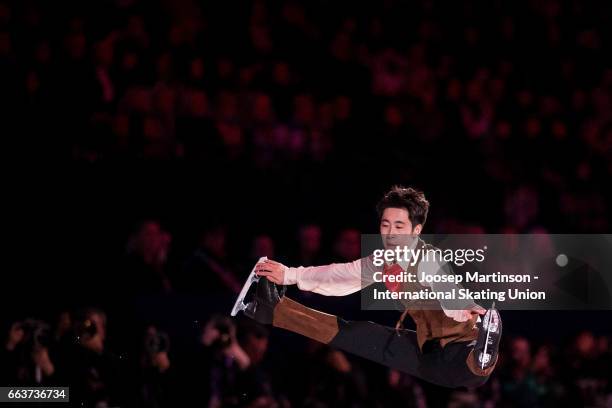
[[234, 186, 501, 388]]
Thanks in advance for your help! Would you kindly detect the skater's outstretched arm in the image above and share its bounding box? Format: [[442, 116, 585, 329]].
[[255, 257, 379, 296]]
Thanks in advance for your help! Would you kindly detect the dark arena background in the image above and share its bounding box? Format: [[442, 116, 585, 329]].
[[2, 0, 611, 407]]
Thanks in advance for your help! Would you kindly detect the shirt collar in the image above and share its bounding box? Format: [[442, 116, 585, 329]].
[[385, 237, 422, 271]]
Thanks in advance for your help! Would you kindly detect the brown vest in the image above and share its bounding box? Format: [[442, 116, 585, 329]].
[[396, 239, 478, 350]]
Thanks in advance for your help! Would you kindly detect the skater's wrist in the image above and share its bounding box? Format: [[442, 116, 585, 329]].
[[283, 266, 298, 285]]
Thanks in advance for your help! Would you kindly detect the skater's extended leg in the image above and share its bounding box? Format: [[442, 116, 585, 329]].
[[238, 277, 498, 388]]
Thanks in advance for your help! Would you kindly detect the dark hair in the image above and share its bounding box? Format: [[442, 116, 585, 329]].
[[376, 186, 429, 228]]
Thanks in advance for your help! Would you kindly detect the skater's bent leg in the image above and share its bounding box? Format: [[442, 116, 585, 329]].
[[329, 318, 433, 382], [272, 297, 452, 387], [270, 296, 496, 388]]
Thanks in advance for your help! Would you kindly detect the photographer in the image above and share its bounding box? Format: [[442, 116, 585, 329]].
[[0, 319, 56, 385], [202, 316, 251, 371], [58, 307, 124, 407], [192, 315, 288, 408], [185, 315, 252, 407], [133, 325, 175, 408]]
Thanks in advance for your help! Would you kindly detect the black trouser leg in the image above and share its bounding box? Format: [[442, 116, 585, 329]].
[[329, 318, 489, 388], [271, 297, 491, 388]]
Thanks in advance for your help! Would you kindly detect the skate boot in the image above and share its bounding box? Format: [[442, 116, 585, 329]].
[[231, 257, 285, 324], [231, 258, 339, 344]]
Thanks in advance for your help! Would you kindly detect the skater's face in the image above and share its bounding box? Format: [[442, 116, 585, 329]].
[[380, 207, 422, 249]]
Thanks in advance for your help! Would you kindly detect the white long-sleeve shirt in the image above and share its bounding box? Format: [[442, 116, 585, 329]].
[[283, 257, 376, 296], [283, 237, 420, 295], [282, 245, 479, 320]]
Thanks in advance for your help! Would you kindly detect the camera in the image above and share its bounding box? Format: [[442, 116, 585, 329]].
[[18, 319, 51, 350], [144, 328, 170, 356], [73, 317, 98, 342], [209, 315, 233, 350]]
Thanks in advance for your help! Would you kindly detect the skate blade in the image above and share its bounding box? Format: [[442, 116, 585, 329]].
[[231, 256, 267, 316], [480, 306, 498, 370]]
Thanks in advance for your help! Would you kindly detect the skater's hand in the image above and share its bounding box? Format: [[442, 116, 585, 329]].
[[255, 259, 286, 285], [470, 305, 487, 317], [445, 305, 486, 322]]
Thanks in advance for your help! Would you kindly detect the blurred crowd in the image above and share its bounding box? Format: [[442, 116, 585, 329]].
[[2, 219, 611, 407], [1, 0, 610, 232], [2, 296, 611, 407]]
